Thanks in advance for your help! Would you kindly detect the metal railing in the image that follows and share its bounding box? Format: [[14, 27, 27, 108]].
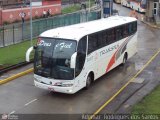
[[0, 11, 100, 48]]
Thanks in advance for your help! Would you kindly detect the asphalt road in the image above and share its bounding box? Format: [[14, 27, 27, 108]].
[[0, 3, 160, 120]]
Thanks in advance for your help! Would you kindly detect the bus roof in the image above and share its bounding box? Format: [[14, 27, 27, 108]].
[[40, 16, 137, 41]]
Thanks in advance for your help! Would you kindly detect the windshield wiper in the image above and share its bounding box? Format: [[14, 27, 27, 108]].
[[56, 50, 64, 53]]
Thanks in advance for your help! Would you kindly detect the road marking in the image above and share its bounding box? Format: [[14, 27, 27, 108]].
[[0, 68, 33, 85], [25, 99, 37, 106], [0, 75, 9, 78], [9, 111, 15, 115], [89, 49, 160, 120], [131, 77, 144, 83]]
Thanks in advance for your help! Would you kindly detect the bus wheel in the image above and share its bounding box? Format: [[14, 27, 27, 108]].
[[85, 74, 92, 89], [122, 53, 128, 65]]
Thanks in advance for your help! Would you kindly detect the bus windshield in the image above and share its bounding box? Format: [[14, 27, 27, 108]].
[[34, 38, 77, 80]]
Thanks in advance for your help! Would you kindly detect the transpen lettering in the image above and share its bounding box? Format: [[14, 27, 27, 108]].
[[100, 44, 119, 56]]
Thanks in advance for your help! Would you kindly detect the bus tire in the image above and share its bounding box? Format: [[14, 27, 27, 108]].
[[122, 53, 128, 65], [85, 74, 92, 89]]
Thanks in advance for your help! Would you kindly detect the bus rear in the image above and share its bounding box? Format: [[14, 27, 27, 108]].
[[130, 0, 146, 12], [114, 0, 121, 4], [121, 0, 130, 8]]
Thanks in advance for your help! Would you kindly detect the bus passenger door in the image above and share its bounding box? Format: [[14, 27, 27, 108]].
[[75, 36, 87, 88], [87, 34, 100, 79]]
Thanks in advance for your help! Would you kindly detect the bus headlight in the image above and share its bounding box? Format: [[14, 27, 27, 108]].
[[61, 83, 73, 87]]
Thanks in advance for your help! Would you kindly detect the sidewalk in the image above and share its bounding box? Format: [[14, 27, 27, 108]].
[[141, 19, 160, 29], [100, 50, 160, 114], [0, 63, 33, 81], [116, 51, 160, 114]]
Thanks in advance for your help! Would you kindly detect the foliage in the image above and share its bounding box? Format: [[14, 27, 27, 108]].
[[132, 85, 160, 114], [62, 4, 81, 14], [0, 40, 36, 66]]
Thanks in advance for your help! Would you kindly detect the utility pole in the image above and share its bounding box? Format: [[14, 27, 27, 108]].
[[30, 0, 33, 46], [0, 8, 2, 26], [101, 0, 103, 18], [109, 0, 112, 16], [89, 0, 90, 12]]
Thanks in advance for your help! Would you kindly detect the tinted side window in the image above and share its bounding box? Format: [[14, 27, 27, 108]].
[[128, 21, 137, 35], [88, 34, 98, 54], [123, 24, 129, 38], [102, 31, 108, 46], [97, 31, 107, 48], [115, 26, 123, 41], [105, 30, 109, 45], [133, 21, 137, 32], [76, 36, 87, 77], [107, 28, 115, 44], [128, 23, 133, 34], [77, 37, 87, 54]]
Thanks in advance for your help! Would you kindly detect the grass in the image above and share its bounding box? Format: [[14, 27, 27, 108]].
[[0, 1, 95, 67], [0, 40, 36, 66], [62, 0, 95, 14], [132, 85, 160, 114], [62, 4, 81, 14]]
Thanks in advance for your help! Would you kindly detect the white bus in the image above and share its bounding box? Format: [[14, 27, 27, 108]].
[[26, 16, 137, 94], [130, 0, 146, 12], [114, 0, 121, 4], [121, 0, 146, 12], [121, 0, 130, 7]]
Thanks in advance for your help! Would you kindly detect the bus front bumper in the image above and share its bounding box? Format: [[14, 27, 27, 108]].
[[34, 80, 76, 94]]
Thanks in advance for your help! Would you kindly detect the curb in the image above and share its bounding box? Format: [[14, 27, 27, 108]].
[[89, 48, 160, 119], [0, 68, 33, 85], [141, 20, 160, 29], [116, 51, 160, 113], [0, 61, 33, 75], [116, 78, 160, 114]]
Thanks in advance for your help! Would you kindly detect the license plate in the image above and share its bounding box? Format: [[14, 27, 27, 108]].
[[48, 87, 54, 91]]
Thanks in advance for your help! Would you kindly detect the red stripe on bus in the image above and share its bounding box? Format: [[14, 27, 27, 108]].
[[106, 52, 117, 73], [105, 36, 132, 73]]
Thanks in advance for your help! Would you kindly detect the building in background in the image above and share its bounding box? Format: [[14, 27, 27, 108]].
[[103, 0, 114, 17], [0, 0, 61, 25], [0, 0, 26, 9], [145, 0, 160, 24]]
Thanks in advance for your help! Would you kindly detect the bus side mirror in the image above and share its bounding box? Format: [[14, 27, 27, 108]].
[[26, 46, 34, 62], [33, 46, 37, 49], [70, 52, 77, 69]]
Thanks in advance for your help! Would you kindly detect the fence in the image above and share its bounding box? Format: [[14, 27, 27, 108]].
[[0, 11, 100, 48], [62, 0, 86, 5]]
